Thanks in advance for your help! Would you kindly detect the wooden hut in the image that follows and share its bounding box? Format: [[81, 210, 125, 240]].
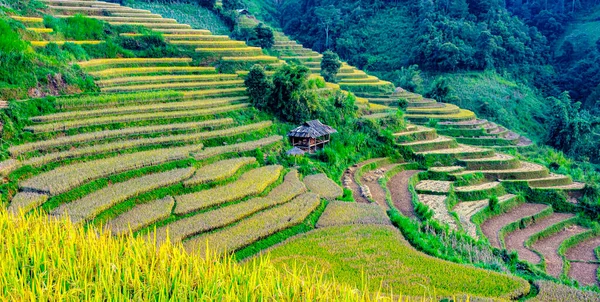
[[287, 120, 337, 153]]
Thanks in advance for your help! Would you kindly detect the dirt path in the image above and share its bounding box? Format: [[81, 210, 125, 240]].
[[361, 164, 398, 210], [388, 170, 420, 218], [481, 203, 548, 248], [531, 225, 588, 277], [504, 213, 574, 264], [343, 159, 382, 204]]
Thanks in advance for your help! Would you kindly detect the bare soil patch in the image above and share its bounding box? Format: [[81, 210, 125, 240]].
[[566, 236, 600, 261], [361, 164, 397, 210], [343, 159, 381, 204], [568, 261, 599, 286], [388, 170, 420, 218], [481, 203, 548, 248], [531, 225, 588, 277], [504, 213, 574, 264]]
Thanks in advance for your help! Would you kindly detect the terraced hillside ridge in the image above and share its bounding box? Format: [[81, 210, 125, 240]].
[[481, 203, 549, 248], [316, 201, 391, 227]]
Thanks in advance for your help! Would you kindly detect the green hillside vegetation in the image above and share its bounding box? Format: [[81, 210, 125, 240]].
[[1, 0, 600, 300]]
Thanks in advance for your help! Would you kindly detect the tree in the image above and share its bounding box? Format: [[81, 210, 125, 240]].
[[251, 23, 275, 49], [314, 5, 341, 49], [244, 65, 272, 110], [320, 50, 341, 82], [450, 0, 469, 18], [222, 0, 242, 10], [269, 64, 314, 123], [196, 0, 216, 9]]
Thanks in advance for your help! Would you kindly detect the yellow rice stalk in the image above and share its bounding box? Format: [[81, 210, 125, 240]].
[[0, 210, 384, 300], [105, 196, 175, 236], [100, 80, 244, 93], [89, 66, 216, 78], [152, 169, 306, 244], [221, 55, 280, 62], [26, 27, 53, 33], [19, 143, 204, 196], [30, 40, 103, 47], [32, 96, 247, 122], [10, 16, 43, 23], [184, 156, 257, 187], [47, 5, 150, 13], [184, 192, 320, 255], [25, 103, 248, 133], [7, 192, 48, 215], [174, 165, 283, 214], [78, 57, 192, 69], [96, 74, 239, 86], [171, 40, 247, 47], [193, 135, 283, 160], [54, 15, 178, 23], [107, 22, 191, 28], [303, 173, 343, 200], [51, 168, 195, 224], [22, 121, 271, 167], [10, 118, 234, 156]]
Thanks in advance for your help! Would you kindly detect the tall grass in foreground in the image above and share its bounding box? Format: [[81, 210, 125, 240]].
[[0, 209, 399, 301]]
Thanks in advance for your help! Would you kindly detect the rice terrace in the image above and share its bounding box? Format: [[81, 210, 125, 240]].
[[1, 0, 600, 300]]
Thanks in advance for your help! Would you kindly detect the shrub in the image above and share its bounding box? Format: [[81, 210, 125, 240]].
[[44, 15, 107, 41], [397, 97, 409, 110], [250, 23, 274, 49], [489, 194, 499, 211]]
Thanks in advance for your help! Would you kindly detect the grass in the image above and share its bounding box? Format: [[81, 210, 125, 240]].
[[51, 167, 195, 224], [128, 1, 230, 35], [0, 210, 379, 300], [303, 173, 343, 201], [174, 165, 283, 215], [184, 192, 321, 256], [267, 225, 530, 299]]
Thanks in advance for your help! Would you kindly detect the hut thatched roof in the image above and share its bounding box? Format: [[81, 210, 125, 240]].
[[287, 120, 337, 139], [286, 147, 306, 156]]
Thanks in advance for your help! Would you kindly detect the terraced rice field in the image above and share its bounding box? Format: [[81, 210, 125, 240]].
[[302, 173, 343, 201], [531, 225, 588, 277], [316, 201, 391, 227], [481, 203, 548, 248], [504, 213, 575, 263], [565, 236, 600, 286]]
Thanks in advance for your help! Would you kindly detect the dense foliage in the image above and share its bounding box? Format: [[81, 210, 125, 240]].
[[320, 50, 341, 82]]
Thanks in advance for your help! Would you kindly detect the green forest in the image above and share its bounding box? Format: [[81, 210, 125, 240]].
[[243, 0, 600, 163]]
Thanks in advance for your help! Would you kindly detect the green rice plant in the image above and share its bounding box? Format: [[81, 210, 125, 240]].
[[68, 16, 178, 23], [19, 143, 204, 196], [195, 48, 264, 57], [101, 80, 244, 93], [302, 173, 343, 201], [269, 224, 529, 299], [54, 91, 184, 110], [7, 192, 48, 215], [174, 165, 283, 215], [193, 135, 283, 160], [105, 196, 175, 236], [33, 97, 247, 122], [47, 6, 150, 14], [26, 104, 248, 133], [220, 56, 279, 62], [77, 58, 192, 70], [152, 169, 306, 244], [184, 192, 320, 255], [183, 157, 257, 187], [316, 201, 391, 228], [10, 118, 233, 156], [89, 67, 217, 79], [531, 280, 600, 301], [108, 22, 192, 29], [182, 88, 247, 99], [52, 168, 195, 224], [22, 121, 272, 167], [97, 74, 239, 87], [339, 81, 395, 94]]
